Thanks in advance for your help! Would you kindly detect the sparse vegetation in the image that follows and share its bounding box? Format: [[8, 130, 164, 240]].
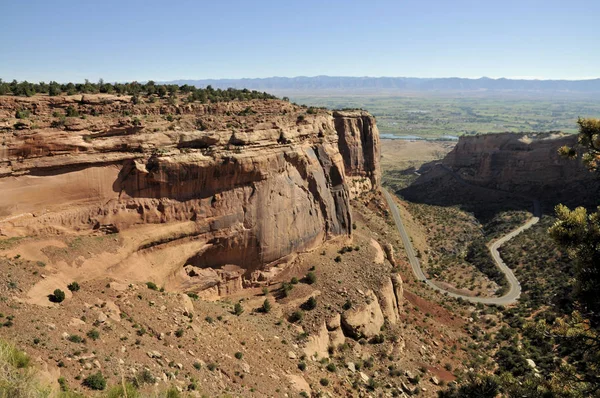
[[67, 282, 80, 292], [304, 272, 317, 285], [82, 371, 106, 390], [301, 296, 317, 311], [234, 302, 244, 316], [50, 289, 65, 303], [261, 299, 272, 313], [288, 311, 303, 323], [86, 329, 100, 341]]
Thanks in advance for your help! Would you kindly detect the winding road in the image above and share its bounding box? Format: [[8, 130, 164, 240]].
[[383, 186, 540, 306]]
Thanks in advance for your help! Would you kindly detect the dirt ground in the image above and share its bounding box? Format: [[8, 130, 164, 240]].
[[0, 190, 479, 397]]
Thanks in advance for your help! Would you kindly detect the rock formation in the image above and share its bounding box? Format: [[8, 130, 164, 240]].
[[0, 95, 380, 295], [341, 290, 385, 339], [440, 132, 599, 198], [378, 274, 404, 325], [402, 132, 600, 208]]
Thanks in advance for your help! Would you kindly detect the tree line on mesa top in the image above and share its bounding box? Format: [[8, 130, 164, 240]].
[[0, 79, 278, 103]]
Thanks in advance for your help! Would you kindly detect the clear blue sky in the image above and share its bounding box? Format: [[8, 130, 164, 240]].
[[1, 0, 598, 82]]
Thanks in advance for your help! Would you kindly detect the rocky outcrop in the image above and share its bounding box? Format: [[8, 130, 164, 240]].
[[303, 322, 330, 359], [378, 275, 404, 325], [402, 132, 600, 208], [334, 111, 381, 197], [378, 278, 399, 325], [0, 95, 380, 295], [341, 290, 385, 339], [391, 274, 404, 306], [441, 132, 599, 198]]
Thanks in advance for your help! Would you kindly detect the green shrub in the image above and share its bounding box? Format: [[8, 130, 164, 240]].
[[86, 329, 100, 341], [326, 363, 337, 372], [187, 292, 199, 300], [174, 328, 184, 338], [50, 289, 65, 303], [301, 296, 317, 311], [305, 272, 317, 285], [146, 281, 158, 291], [65, 105, 79, 117], [234, 302, 244, 316], [67, 335, 83, 343], [105, 382, 140, 398], [290, 277, 299, 284], [320, 378, 329, 386], [261, 299, 272, 313], [163, 387, 182, 398], [83, 372, 106, 390], [298, 362, 307, 371], [289, 311, 303, 323], [57, 376, 69, 391], [67, 282, 80, 292], [15, 109, 31, 119], [234, 352, 243, 360], [281, 282, 294, 297], [131, 369, 155, 387]]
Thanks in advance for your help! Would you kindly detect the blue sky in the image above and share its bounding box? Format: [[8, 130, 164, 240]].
[[1, 0, 598, 82]]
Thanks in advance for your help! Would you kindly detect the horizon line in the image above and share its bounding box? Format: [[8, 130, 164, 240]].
[[164, 75, 600, 82]]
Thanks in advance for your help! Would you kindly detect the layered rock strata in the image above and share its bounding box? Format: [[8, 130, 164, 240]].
[[0, 95, 380, 294]]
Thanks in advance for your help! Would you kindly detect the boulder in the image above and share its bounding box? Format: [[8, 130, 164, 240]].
[[378, 277, 399, 324], [341, 290, 384, 339], [303, 322, 330, 359], [329, 328, 345, 348], [391, 274, 404, 306], [326, 313, 341, 331]]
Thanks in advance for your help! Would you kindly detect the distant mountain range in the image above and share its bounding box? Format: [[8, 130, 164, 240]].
[[165, 76, 600, 94]]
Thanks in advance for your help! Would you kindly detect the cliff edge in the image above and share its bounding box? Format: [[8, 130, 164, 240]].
[[0, 95, 380, 295]]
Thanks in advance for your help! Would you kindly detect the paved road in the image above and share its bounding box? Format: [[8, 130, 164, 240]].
[[383, 188, 539, 306]]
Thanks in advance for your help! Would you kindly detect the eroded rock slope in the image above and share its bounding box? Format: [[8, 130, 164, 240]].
[[0, 95, 380, 295]]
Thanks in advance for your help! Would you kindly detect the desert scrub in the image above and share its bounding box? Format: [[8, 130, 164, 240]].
[[146, 281, 158, 291], [83, 371, 106, 390], [50, 288, 65, 303], [233, 302, 244, 316], [0, 339, 49, 396], [86, 329, 100, 341], [105, 382, 140, 398], [288, 310, 304, 323], [301, 296, 317, 310], [304, 271, 317, 285], [261, 299, 272, 313], [67, 282, 80, 292], [67, 335, 84, 343]]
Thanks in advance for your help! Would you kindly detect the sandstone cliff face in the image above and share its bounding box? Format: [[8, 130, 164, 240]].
[[334, 111, 381, 196], [441, 132, 598, 198], [0, 95, 380, 293]]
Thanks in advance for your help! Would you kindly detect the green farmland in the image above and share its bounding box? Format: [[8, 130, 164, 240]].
[[290, 94, 600, 139]]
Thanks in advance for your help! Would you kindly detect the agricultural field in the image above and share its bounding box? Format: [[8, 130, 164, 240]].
[[291, 94, 600, 138]]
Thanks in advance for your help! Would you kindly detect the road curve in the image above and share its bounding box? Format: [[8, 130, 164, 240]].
[[383, 188, 539, 306]]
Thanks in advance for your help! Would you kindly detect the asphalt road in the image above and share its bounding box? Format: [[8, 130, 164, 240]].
[[383, 188, 539, 306]]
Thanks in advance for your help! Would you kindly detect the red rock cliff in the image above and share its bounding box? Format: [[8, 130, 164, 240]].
[[0, 95, 380, 292]]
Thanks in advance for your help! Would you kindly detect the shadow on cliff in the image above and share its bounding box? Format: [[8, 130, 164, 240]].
[[399, 162, 600, 224], [398, 164, 533, 224]]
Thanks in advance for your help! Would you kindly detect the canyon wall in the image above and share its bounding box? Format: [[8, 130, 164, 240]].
[[402, 132, 599, 211], [0, 95, 380, 292], [441, 132, 596, 197]]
